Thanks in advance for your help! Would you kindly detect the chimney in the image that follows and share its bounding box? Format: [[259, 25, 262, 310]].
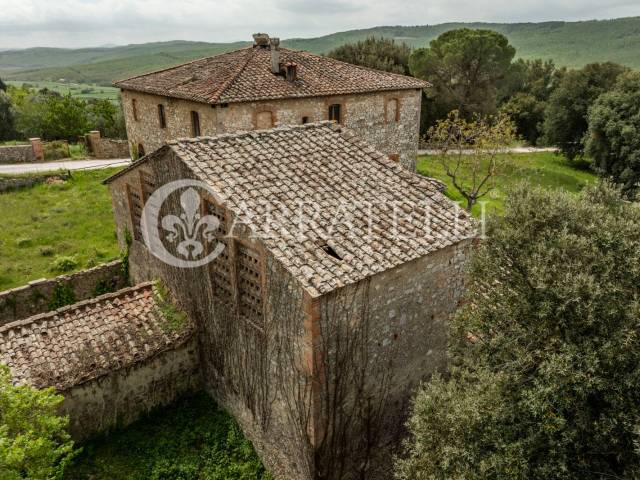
[[253, 33, 270, 48], [270, 37, 280, 74], [284, 62, 298, 82]]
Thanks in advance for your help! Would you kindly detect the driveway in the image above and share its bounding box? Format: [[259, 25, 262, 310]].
[[0, 158, 131, 175]]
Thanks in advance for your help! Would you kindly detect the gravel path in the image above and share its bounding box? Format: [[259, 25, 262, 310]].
[[0, 158, 131, 175]]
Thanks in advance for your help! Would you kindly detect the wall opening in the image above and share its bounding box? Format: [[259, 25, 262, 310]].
[[157, 104, 167, 129], [320, 243, 343, 261], [132, 99, 138, 122], [328, 104, 341, 124], [191, 111, 201, 137]]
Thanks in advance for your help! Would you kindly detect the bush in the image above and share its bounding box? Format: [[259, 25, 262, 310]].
[[397, 182, 640, 479], [50, 255, 78, 273], [0, 365, 76, 479], [586, 71, 640, 197], [44, 141, 70, 160]]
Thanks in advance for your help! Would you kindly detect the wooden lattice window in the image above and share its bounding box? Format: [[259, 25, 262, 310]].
[[237, 244, 263, 320], [328, 103, 341, 124], [206, 200, 233, 304], [126, 182, 144, 241]]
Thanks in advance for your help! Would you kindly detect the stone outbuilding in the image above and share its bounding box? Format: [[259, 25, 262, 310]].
[[104, 122, 476, 479], [114, 33, 428, 171], [0, 282, 201, 440]]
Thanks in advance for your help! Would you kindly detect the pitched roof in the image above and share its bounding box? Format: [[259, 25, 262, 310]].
[[0, 283, 194, 390], [113, 46, 428, 104], [157, 122, 475, 297]]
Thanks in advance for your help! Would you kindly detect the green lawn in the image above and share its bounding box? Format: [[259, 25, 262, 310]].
[[0, 169, 121, 290], [65, 393, 271, 480], [6, 80, 121, 101], [418, 152, 597, 217]]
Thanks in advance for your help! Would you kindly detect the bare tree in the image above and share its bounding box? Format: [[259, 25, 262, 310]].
[[426, 110, 516, 211]]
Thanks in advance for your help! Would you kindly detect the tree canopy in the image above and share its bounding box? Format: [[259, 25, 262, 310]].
[[397, 182, 640, 479], [327, 36, 411, 75], [0, 365, 76, 479], [586, 71, 640, 198], [409, 29, 516, 125], [543, 62, 628, 160]]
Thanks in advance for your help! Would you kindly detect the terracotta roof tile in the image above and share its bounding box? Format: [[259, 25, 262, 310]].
[[168, 123, 476, 297], [0, 283, 194, 390], [114, 47, 428, 104]]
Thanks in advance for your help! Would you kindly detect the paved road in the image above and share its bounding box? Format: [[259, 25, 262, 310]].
[[0, 158, 131, 175]]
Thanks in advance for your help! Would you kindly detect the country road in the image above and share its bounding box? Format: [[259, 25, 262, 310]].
[[0, 158, 131, 175], [418, 147, 558, 155]]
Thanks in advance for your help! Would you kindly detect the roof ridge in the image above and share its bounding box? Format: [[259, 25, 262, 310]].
[[112, 46, 253, 87], [208, 47, 257, 104], [0, 282, 155, 334]]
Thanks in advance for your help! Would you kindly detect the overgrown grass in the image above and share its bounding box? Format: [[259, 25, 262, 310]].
[[418, 152, 597, 217], [0, 168, 121, 290], [64, 393, 271, 480]]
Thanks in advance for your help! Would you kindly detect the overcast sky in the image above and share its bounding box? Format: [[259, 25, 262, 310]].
[[0, 0, 639, 49]]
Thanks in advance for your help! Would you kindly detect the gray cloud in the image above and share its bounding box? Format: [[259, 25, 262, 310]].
[[0, 0, 638, 49]]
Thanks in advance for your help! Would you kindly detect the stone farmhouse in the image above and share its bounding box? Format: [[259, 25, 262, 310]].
[[114, 33, 428, 171], [102, 122, 475, 478]]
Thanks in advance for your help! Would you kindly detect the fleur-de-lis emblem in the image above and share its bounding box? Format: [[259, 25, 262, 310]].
[[161, 188, 220, 259]]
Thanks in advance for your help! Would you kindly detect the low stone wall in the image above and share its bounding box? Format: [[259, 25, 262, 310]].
[[0, 173, 71, 193], [86, 130, 129, 159], [0, 261, 126, 326], [0, 138, 44, 164], [61, 337, 202, 441]]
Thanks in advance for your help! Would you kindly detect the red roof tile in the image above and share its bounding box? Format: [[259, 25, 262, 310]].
[[0, 283, 194, 390], [114, 46, 429, 104]]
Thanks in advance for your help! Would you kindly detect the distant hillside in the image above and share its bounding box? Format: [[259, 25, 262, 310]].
[[2, 17, 639, 86]]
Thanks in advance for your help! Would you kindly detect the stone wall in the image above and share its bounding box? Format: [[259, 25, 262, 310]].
[[0, 261, 125, 326], [0, 173, 70, 193], [0, 138, 44, 164], [317, 239, 472, 478], [120, 88, 422, 170], [61, 337, 202, 441], [85, 130, 130, 159]]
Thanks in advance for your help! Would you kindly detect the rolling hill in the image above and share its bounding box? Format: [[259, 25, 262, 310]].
[[1, 17, 639, 86]]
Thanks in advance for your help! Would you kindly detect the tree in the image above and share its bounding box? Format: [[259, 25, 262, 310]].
[[327, 36, 411, 75], [499, 59, 564, 145], [87, 99, 126, 139], [0, 365, 76, 479], [397, 182, 640, 480], [0, 91, 16, 141], [409, 29, 516, 127], [426, 110, 515, 211], [499, 93, 546, 145], [543, 62, 628, 160], [0, 78, 7, 92], [586, 71, 640, 198], [41, 94, 90, 141]]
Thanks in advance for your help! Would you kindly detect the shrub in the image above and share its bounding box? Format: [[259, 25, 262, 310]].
[[50, 255, 78, 273], [48, 282, 76, 310], [397, 182, 640, 479], [15, 237, 32, 248], [43, 141, 70, 161], [0, 365, 76, 479], [39, 246, 55, 257]]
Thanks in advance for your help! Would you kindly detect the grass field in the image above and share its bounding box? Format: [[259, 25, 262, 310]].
[[65, 393, 271, 480], [0, 168, 120, 290], [418, 151, 597, 217], [5, 80, 120, 101]]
